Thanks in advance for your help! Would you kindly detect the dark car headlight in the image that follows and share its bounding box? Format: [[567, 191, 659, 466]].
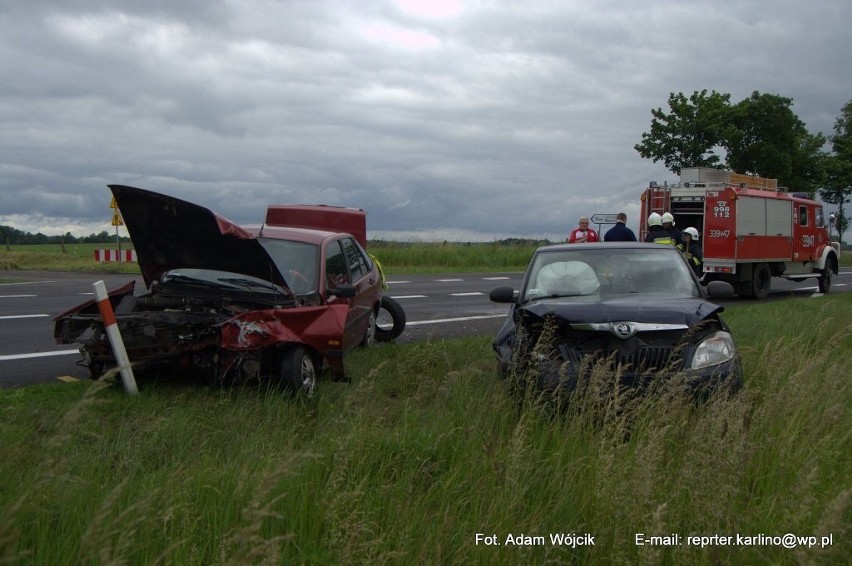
[[689, 331, 737, 370]]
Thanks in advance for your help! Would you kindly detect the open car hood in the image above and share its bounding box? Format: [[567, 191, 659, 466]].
[[519, 296, 723, 327], [110, 185, 288, 289]]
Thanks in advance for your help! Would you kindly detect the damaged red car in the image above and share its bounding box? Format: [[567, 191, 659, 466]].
[[53, 185, 383, 395]]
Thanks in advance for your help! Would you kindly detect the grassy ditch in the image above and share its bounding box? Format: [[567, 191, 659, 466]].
[[1, 295, 849, 564]]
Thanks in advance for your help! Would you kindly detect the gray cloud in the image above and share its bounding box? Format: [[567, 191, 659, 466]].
[[2, 0, 850, 240]]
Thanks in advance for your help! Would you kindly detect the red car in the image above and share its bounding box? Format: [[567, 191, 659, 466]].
[[54, 185, 383, 395]]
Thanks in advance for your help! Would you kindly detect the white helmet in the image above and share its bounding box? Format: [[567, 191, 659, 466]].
[[661, 212, 675, 225], [647, 212, 662, 227], [684, 227, 699, 240]]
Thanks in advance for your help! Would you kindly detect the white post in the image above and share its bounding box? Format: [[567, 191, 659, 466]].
[[93, 280, 138, 395]]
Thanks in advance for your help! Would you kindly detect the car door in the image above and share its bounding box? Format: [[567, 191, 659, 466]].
[[324, 237, 378, 351]]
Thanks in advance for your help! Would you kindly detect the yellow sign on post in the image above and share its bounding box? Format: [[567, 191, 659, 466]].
[[110, 197, 118, 209], [111, 211, 124, 226]]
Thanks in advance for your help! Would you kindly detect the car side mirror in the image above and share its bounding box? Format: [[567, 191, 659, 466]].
[[328, 284, 357, 298], [705, 280, 734, 299], [489, 285, 517, 303]]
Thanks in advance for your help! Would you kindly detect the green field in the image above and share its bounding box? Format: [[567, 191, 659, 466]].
[[1, 291, 849, 564], [1, 241, 849, 275]]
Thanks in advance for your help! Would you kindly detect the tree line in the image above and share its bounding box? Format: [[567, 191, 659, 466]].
[[635, 92, 851, 242], [0, 225, 131, 245]]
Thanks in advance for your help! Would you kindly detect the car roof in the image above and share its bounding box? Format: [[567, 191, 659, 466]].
[[536, 242, 672, 252], [244, 224, 349, 245]]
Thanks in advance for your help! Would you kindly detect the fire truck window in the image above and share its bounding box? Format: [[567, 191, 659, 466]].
[[798, 206, 808, 226], [815, 207, 824, 227]]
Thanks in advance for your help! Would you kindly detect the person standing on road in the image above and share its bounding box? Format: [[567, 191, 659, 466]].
[[604, 212, 637, 242], [683, 227, 703, 277], [661, 212, 685, 251], [644, 213, 674, 245], [568, 216, 599, 243]]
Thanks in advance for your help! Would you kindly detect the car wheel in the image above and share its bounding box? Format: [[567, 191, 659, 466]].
[[88, 361, 104, 380], [818, 260, 834, 294], [375, 296, 406, 342], [360, 308, 377, 347], [280, 346, 316, 397], [750, 263, 771, 300]]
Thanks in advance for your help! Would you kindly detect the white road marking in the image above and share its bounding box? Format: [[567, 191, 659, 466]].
[[390, 295, 428, 299], [436, 278, 464, 282], [0, 295, 37, 298], [451, 292, 484, 296], [0, 314, 50, 320], [407, 314, 505, 326], [386, 280, 411, 284], [482, 276, 511, 280], [0, 350, 79, 361], [0, 280, 56, 286]]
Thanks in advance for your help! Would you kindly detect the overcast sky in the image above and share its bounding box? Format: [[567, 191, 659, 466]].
[[2, 0, 850, 241]]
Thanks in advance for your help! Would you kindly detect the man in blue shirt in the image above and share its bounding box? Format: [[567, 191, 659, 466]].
[[604, 212, 637, 242]]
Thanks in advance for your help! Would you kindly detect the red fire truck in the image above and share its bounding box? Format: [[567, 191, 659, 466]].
[[640, 168, 841, 299]]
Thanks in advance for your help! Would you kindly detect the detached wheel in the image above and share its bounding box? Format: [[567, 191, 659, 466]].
[[375, 296, 406, 342], [280, 346, 316, 397], [750, 263, 771, 300]]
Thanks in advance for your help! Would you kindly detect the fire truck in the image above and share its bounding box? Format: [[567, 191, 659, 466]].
[[640, 167, 841, 299]]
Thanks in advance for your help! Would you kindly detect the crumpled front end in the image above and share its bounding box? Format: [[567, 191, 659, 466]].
[[500, 307, 742, 399], [54, 283, 349, 383]]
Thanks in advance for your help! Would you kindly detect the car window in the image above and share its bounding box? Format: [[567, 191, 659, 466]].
[[341, 238, 372, 282], [325, 240, 349, 288], [258, 238, 320, 294], [522, 248, 699, 302]]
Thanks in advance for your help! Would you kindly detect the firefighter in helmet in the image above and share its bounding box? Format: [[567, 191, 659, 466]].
[[661, 212, 685, 251], [682, 227, 703, 277], [644, 213, 674, 245]]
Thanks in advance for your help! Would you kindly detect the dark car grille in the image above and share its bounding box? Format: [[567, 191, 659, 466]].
[[560, 344, 679, 373], [555, 328, 686, 375]]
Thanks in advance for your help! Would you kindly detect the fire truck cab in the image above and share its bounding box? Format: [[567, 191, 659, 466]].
[[640, 168, 841, 299]]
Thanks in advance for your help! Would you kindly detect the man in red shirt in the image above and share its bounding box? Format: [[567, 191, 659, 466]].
[[568, 216, 599, 243]]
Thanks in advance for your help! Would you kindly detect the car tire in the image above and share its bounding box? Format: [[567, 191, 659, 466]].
[[280, 346, 316, 397], [750, 263, 771, 300], [375, 296, 406, 342], [88, 361, 104, 380], [360, 308, 377, 347]]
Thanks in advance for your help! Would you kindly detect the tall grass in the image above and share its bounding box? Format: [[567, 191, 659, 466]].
[[1, 295, 849, 564]]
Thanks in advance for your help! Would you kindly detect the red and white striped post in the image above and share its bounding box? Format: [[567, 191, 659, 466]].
[[93, 280, 138, 395]]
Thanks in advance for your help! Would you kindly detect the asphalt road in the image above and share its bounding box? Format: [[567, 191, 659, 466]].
[[1, 268, 850, 388]]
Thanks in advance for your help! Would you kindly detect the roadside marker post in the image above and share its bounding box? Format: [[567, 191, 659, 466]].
[[93, 280, 138, 395]]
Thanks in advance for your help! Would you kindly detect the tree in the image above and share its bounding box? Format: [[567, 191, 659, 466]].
[[634, 90, 731, 174], [724, 92, 826, 194], [820, 99, 852, 243], [636, 91, 826, 194]]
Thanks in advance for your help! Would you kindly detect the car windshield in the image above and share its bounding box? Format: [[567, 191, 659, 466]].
[[522, 247, 700, 302], [258, 238, 320, 294]]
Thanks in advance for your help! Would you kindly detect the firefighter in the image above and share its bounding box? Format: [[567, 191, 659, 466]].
[[661, 212, 685, 251], [644, 213, 674, 245], [683, 227, 703, 277], [661, 212, 685, 250]]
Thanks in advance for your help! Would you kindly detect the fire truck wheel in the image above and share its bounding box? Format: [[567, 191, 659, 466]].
[[751, 263, 771, 300], [818, 265, 832, 294]]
